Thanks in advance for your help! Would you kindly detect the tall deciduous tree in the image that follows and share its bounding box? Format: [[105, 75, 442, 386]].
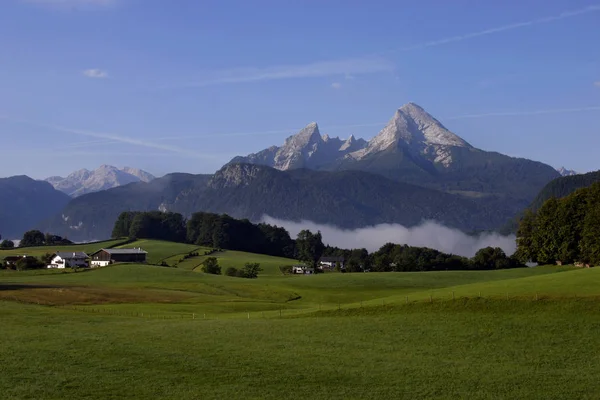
[[0, 239, 14, 249], [296, 230, 325, 269], [20, 230, 45, 247]]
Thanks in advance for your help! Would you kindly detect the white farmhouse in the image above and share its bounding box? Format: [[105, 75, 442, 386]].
[[47, 251, 89, 269]]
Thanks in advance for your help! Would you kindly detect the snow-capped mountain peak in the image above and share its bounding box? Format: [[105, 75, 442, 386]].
[[349, 103, 471, 167], [45, 165, 155, 197], [557, 167, 578, 177]]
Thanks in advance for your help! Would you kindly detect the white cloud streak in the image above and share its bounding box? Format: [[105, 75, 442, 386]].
[[175, 58, 393, 88], [331, 82, 342, 89], [447, 106, 600, 120], [594, 81, 600, 87], [9, 118, 223, 160], [393, 5, 600, 52], [83, 69, 108, 79], [262, 217, 516, 258], [23, 0, 115, 7]]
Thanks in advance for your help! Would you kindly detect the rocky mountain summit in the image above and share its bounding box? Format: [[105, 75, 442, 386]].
[[46, 165, 155, 197], [230, 103, 560, 202], [556, 167, 578, 177]]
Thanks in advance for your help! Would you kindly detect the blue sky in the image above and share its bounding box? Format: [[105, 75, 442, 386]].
[[1, 0, 599, 179]]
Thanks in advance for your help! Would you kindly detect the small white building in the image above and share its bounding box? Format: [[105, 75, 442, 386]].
[[47, 251, 89, 269], [292, 265, 315, 275]]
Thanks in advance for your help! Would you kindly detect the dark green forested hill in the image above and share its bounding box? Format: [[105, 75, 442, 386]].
[[43, 164, 524, 241], [0, 176, 71, 239], [528, 170, 600, 211], [515, 181, 600, 265], [500, 170, 600, 234]]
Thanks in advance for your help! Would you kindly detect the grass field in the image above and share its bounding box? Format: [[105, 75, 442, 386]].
[[2, 239, 600, 399]]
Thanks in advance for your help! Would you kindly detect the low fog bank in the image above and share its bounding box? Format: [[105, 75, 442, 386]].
[[262, 217, 516, 258]]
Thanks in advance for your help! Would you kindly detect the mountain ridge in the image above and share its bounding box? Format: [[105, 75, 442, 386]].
[[231, 103, 560, 204], [46, 165, 156, 197]]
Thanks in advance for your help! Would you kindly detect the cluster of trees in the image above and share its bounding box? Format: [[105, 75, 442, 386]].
[[200, 257, 262, 278], [0, 231, 73, 249], [321, 243, 522, 272], [0, 233, 15, 249], [109, 211, 522, 273], [112, 211, 295, 259], [112, 212, 186, 243], [20, 231, 72, 248], [186, 213, 295, 258], [515, 182, 600, 265]]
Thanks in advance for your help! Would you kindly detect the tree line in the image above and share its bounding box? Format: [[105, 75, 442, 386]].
[[515, 182, 600, 266], [110, 211, 523, 272], [0, 231, 73, 249]]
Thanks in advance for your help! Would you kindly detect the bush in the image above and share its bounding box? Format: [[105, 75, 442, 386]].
[[225, 267, 238, 277], [241, 262, 262, 279], [235, 269, 247, 278], [15, 256, 45, 271], [279, 265, 293, 275], [201, 257, 221, 275]]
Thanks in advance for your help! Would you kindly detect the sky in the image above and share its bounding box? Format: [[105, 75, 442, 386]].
[[1, 0, 599, 179]]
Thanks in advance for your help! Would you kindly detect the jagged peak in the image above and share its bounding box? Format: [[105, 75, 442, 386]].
[[282, 122, 322, 148], [322, 134, 331, 142]]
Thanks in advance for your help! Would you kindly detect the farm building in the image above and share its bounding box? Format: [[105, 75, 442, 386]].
[[47, 252, 89, 269], [3, 255, 27, 267], [90, 248, 147, 267], [319, 256, 345, 270]]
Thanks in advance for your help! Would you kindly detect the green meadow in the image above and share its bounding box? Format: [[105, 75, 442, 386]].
[[1, 239, 600, 399]]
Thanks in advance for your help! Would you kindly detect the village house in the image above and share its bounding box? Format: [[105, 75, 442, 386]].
[[89, 248, 148, 267], [3, 255, 26, 267], [319, 256, 345, 271], [47, 252, 89, 269]]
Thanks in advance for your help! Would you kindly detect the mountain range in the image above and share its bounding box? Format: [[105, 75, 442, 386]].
[[40, 164, 519, 241], [0, 103, 574, 242], [46, 165, 155, 197], [232, 103, 560, 203]]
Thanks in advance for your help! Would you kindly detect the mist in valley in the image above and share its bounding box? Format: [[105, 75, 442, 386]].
[[262, 217, 516, 258]]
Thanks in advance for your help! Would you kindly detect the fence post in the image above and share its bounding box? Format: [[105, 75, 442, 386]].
[[247, 312, 250, 319], [193, 313, 195, 320], [429, 295, 432, 303], [452, 291, 455, 300], [478, 291, 481, 298]]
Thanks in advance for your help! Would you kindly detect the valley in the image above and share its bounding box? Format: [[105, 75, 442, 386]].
[[1, 237, 598, 399]]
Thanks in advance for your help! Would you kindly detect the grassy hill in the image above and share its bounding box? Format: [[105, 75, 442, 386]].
[[1, 239, 600, 398]]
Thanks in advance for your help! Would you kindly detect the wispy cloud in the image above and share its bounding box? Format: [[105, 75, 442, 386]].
[[176, 57, 393, 88], [594, 81, 600, 87], [83, 69, 108, 79], [331, 82, 342, 89], [10, 118, 222, 159], [393, 5, 600, 52], [447, 106, 600, 120], [22, 0, 115, 6]]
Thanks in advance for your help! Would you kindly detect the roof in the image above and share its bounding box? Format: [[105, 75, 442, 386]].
[[55, 251, 88, 259], [4, 256, 25, 262], [319, 256, 345, 262], [92, 248, 148, 255]]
